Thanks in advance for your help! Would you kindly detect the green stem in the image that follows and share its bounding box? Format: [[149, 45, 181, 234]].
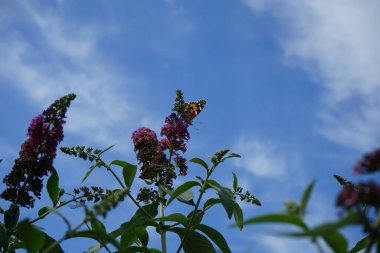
[[105, 162, 126, 189], [30, 194, 99, 224], [106, 160, 156, 222], [175, 172, 211, 253], [158, 173, 167, 253]]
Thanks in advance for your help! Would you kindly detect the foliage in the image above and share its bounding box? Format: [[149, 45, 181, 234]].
[[1, 91, 379, 253], [243, 156, 380, 252], [0, 91, 259, 253]]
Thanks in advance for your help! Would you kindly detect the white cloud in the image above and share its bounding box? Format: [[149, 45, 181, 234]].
[[0, 1, 156, 152], [232, 134, 286, 178], [243, 0, 380, 151]]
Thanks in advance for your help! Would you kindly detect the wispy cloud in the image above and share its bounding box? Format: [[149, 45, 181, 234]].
[[232, 134, 286, 178], [243, 0, 380, 151], [0, 1, 157, 152]]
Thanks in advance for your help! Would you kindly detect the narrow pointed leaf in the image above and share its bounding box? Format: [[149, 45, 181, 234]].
[[207, 184, 235, 219], [244, 214, 308, 230], [322, 231, 348, 253], [300, 180, 316, 215], [195, 224, 231, 253], [155, 213, 187, 224], [233, 203, 244, 231], [189, 158, 208, 171], [40, 233, 65, 253], [170, 227, 217, 253], [203, 198, 221, 210], [17, 220, 45, 253], [110, 160, 137, 188], [47, 172, 59, 206], [349, 236, 370, 253], [81, 163, 99, 183], [232, 172, 238, 191], [166, 181, 200, 206], [98, 144, 115, 155]]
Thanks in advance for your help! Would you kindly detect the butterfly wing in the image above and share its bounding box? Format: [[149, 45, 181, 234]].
[[181, 100, 206, 123]]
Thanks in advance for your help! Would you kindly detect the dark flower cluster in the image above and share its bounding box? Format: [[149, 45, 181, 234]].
[[1, 94, 76, 208], [136, 187, 159, 204], [132, 127, 168, 182], [60, 146, 102, 162], [132, 91, 201, 202], [233, 186, 261, 206], [336, 148, 380, 237], [72, 186, 110, 205], [159, 113, 190, 175], [354, 148, 380, 174], [336, 181, 380, 209]]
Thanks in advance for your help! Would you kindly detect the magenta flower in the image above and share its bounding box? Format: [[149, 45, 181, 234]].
[[1, 94, 75, 208], [159, 113, 190, 175], [353, 148, 380, 174], [132, 127, 168, 181]]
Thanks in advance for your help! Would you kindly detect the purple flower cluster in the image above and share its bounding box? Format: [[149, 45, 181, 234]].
[[132, 127, 168, 181], [336, 148, 380, 233], [1, 94, 75, 208], [353, 148, 380, 174], [159, 113, 190, 175], [336, 181, 380, 209]]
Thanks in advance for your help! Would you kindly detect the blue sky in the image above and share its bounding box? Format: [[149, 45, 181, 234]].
[[1, 0, 379, 252]]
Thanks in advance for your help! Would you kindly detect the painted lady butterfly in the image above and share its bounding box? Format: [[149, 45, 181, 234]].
[[181, 100, 206, 123]]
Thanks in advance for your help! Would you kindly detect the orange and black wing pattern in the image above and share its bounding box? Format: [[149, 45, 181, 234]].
[[181, 100, 206, 124]]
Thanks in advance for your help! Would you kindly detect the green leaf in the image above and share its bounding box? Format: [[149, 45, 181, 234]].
[[220, 153, 241, 163], [322, 231, 348, 253], [40, 233, 65, 253], [4, 205, 19, 229], [189, 158, 208, 171], [66, 230, 121, 250], [281, 212, 362, 237], [155, 213, 187, 225], [195, 224, 231, 253], [38, 206, 55, 217], [129, 202, 159, 227], [0, 223, 9, 252], [349, 236, 370, 253], [91, 219, 106, 234], [134, 227, 149, 247], [81, 162, 101, 183], [123, 163, 137, 188], [233, 203, 243, 231], [203, 198, 221, 210], [109, 160, 138, 188], [207, 184, 235, 219], [170, 227, 217, 253], [120, 226, 148, 248], [232, 172, 238, 191], [164, 188, 195, 206], [17, 220, 45, 253], [187, 210, 204, 227], [98, 144, 115, 155], [244, 214, 308, 230], [300, 180, 316, 216], [47, 172, 59, 206], [166, 181, 200, 206], [120, 225, 138, 248]]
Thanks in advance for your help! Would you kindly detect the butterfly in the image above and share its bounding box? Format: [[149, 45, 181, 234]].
[[180, 100, 206, 124]]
